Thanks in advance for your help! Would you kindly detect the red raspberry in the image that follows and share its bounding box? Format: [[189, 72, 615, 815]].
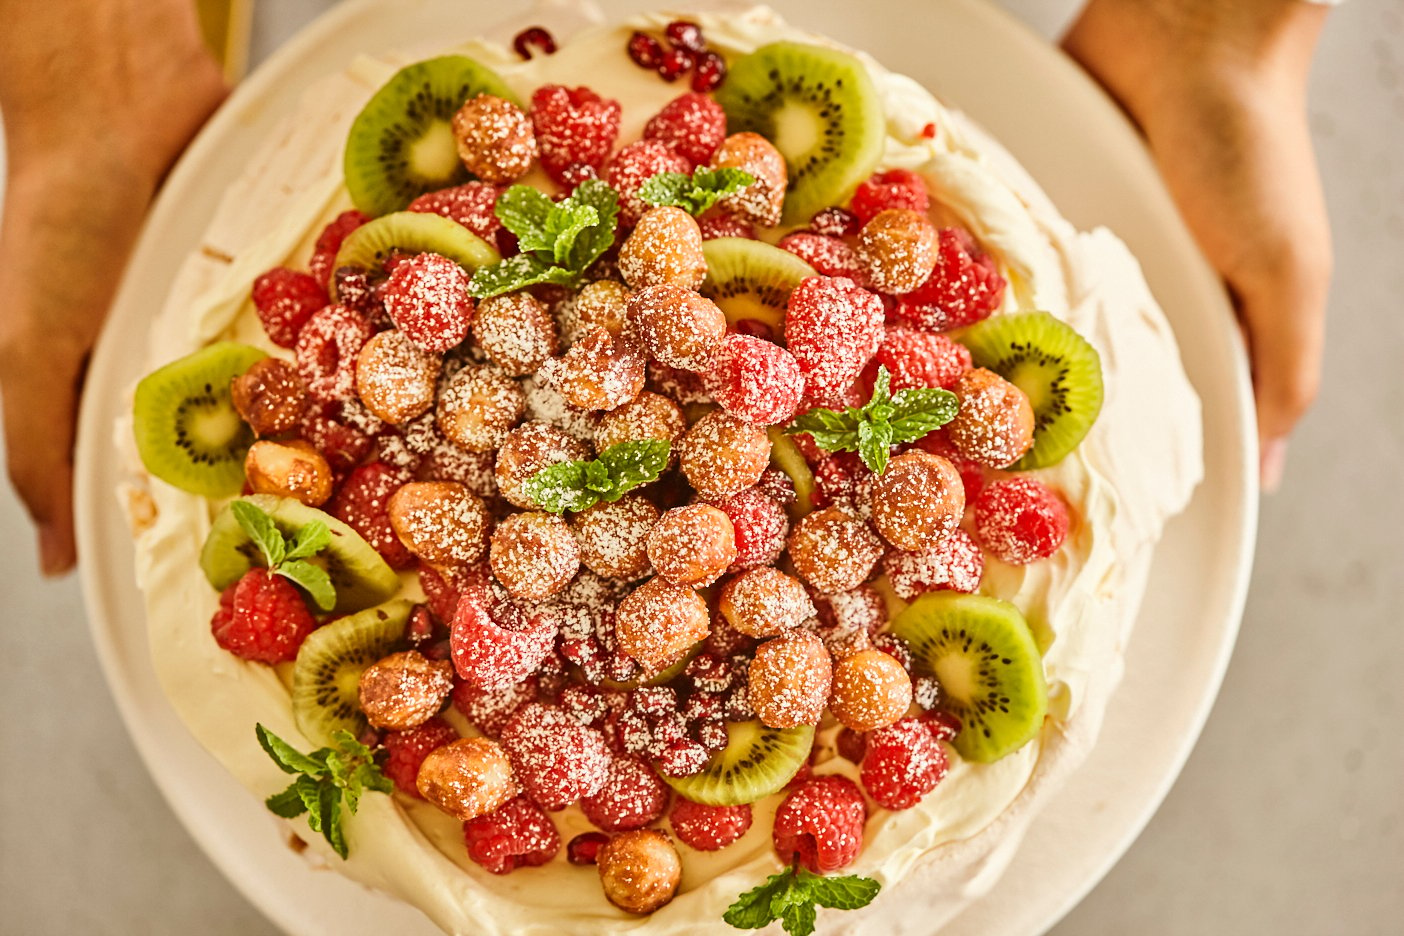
[[530, 85, 622, 187], [580, 755, 669, 831], [294, 304, 373, 403], [860, 717, 950, 810], [407, 182, 503, 241], [892, 228, 1006, 332], [647, 360, 714, 407], [299, 409, 374, 477], [863, 325, 972, 393], [882, 528, 984, 600], [973, 477, 1070, 565], [328, 462, 414, 568], [670, 798, 752, 851], [697, 213, 756, 241], [567, 831, 610, 865], [704, 619, 755, 659], [643, 92, 727, 167], [718, 486, 789, 572], [922, 708, 963, 742], [500, 703, 610, 809], [380, 253, 474, 353], [772, 775, 867, 874], [810, 207, 861, 237], [704, 333, 804, 426], [251, 268, 326, 348], [871, 632, 912, 674], [606, 139, 692, 227], [451, 675, 537, 739], [463, 795, 561, 873], [850, 168, 930, 224], [418, 563, 462, 623], [450, 589, 556, 691], [785, 759, 815, 792], [308, 210, 371, 289], [835, 727, 867, 764], [210, 569, 316, 664], [810, 451, 876, 515], [784, 276, 884, 398], [655, 739, 710, 777], [810, 584, 887, 639], [911, 429, 988, 502], [691, 51, 727, 93], [381, 716, 459, 797], [778, 232, 867, 284]]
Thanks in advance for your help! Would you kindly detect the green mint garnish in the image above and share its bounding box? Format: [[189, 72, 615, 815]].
[[468, 179, 620, 299], [230, 500, 336, 611], [638, 166, 756, 216], [724, 866, 881, 936], [256, 724, 393, 860], [786, 366, 958, 474], [523, 439, 670, 514]]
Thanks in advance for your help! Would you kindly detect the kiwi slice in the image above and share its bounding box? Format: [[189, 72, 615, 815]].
[[766, 426, 814, 519], [332, 211, 499, 294], [291, 598, 414, 745], [132, 342, 267, 497], [598, 642, 703, 692], [700, 238, 816, 336], [662, 720, 814, 806], [890, 591, 1047, 763], [344, 55, 517, 216], [958, 311, 1104, 470], [716, 42, 886, 225], [200, 495, 400, 614]]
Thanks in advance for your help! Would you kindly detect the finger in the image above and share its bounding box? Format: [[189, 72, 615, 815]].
[[1, 357, 83, 575]]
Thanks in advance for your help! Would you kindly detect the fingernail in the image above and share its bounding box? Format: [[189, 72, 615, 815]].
[[1261, 439, 1288, 494]]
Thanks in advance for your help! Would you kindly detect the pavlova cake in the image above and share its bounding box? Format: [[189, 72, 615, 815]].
[[122, 5, 1203, 934]]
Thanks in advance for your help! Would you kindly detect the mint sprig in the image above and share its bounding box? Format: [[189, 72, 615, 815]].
[[724, 866, 881, 936], [638, 166, 756, 216], [256, 724, 392, 860], [230, 499, 336, 611], [523, 439, 670, 514], [468, 179, 620, 299], [786, 367, 959, 474]]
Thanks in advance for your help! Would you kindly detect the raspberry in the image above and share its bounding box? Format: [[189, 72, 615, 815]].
[[704, 333, 803, 426], [331, 266, 388, 327], [912, 429, 988, 502], [462, 795, 561, 873], [567, 831, 610, 865], [836, 727, 867, 764], [810, 207, 861, 237], [973, 477, 1070, 565], [864, 325, 972, 393], [417, 562, 473, 624], [452, 676, 537, 739], [718, 486, 789, 572], [670, 799, 752, 851], [449, 588, 556, 691], [691, 51, 727, 93], [294, 304, 373, 403], [251, 268, 326, 348], [580, 755, 669, 831], [210, 569, 316, 664], [772, 775, 867, 874], [381, 716, 459, 797], [328, 462, 413, 568], [883, 528, 984, 600], [307, 210, 371, 288], [922, 708, 963, 742], [627, 31, 665, 70], [530, 85, 622, 187], [607, 139, 692, 227], [810, 585, 887, 639], [892, 228, 1006, 332], [850, 168, 930, 224], [860, 717, 950, 810], [407, 182, 503, 241], [380, 253, 473, 353], [512, 26, 557, 59], [810, 451, 876, 516], [783, 276, 884, 398], [643, 93, 727, 166], [655, 739, 709, 777], [500, 703, 610, 809], [697, 213, 756, 241], [871, 632, 912, 674], [778, 232, 867, 284]]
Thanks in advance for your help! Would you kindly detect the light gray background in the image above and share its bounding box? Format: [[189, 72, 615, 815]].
[[1, 1, 1400, 933]]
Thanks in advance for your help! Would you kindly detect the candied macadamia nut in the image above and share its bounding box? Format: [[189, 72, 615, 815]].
[[451, 94, 537, 184], [245, 439, 333, 506], [646, 504, 737, 587], [828, 649, 913, 732], [572, 495, 659, 580], [870, 450, 965, 551], [788, 506, 885, 594], [717, 567, 815, 638], [358, 650, 456, 731], [626, 284, 726, 372], [495, 422, 591, 509], [355, 329, 441, 424], [857, 208, 939, 294], [546, 325, 646, 412], [570, 279, 630, 340], [946, 368, 1035, 468], [597, 829, 682, 915], [594, 391, 686, 464], [416, 737, 519, 821], [473, 291, 558, 376], [231, 357, 308, 436], [490, 511, 580, 602], [616, 577, 710, 671], [677, 410, 771, 501], [388, 481, 491, 566], [436, 364, 526, 452], [747, 630, 832, 728], [618, 207, 707, 291], [710, 132, 786, 228]]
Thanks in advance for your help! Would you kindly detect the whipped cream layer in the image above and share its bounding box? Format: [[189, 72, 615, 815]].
[[126, 6, 1203, 934]]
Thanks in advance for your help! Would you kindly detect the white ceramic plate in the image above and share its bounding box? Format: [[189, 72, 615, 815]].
[[74, 0, 1257, 933]]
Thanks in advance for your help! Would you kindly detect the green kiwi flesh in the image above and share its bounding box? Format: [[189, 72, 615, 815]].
[[661, 720, 814, 806], [891, 591, 1047, 763], [291, 598, 413, 745], [766, 426, 815, 519], [332, 211, 500, 294], [132, 342, 267, 497], [959, 311, 1103, 469], [598, 642, 702, 691], [700, 237, 816, 336], [716, 42, 886, 225], [344, 55, 518, 216], [200, 495, 400, 614]]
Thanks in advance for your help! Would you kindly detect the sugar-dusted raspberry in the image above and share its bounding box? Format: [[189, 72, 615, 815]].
[[210, 568, 316, 664], [850, 168, 930, 225], [407, 182, 503, 240], [299, 402, 374, 475], [580, 754, 670, 832], [308, 210, 371, 289], [294, 304, 373, 403], [810, 584, 887, 639], [778, 232, 866, 284], [643, 92, 727, 167], [646, 359, 714, 407], [329, 462, 415, 568], [974, 476, 1070, 565], [872, 631, 913, 675], [703, 618, 755, 660], [558, 684, 613, 726], [772, 775, 867, 874], [810, 207, 861, 237], [784, 276, 884, 398], [531, 85, 623, 187], [463, 795, 562, 873], [500, 703, 610, 809], [251, 268, 326, 348], [691, 51, 727, 93], [380, 253, 474, 353], [657, 47, 695, 82], [864, 325, 972, 393], [860, 717, 949, 810], [568, 831, 611, 865], [670, 799, 751, 851], [655, 739, 710, 778], [718, 486, 788, 572], [450, 588, 556, 691], [922, 708, 963, 742], [382, 716, 460, 797], [893, 228, 1006, 332], [704, 333, 804, 426], [697, 213, 756, 241], [452, 94, 537, 184], [883, 528, 984, 599], [809, 451, 876, 517], [419, 562, 468, 623], [452, 675, 537, 739]]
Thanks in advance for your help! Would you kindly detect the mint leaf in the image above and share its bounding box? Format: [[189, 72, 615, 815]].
[[232, 500, 285, 569], [802, 870, 881, 911], [283, 520, 331, 561], [276, 559, 336, 612], [856, 418, 895, 475], [786, 366, 954, 473], [467, 253, 579, 299], [888, 387, 959, 444], [594, 439, 671, 502], [523, 440, 670, 514], [265, 785, 308, 819], [724, 867, 881, 935], [295, 773, 324, 826], [542, 202, 599, 265], [723, 869, 795, 929], [560, 179, 620, 273], [494, 185, 556, 246], [522, 461, 602, 514], [319, 784, 347, 859], [473, 181, 621, 298], [639, 166, 755, 215], [256, 724, 325, 775], [637, 172, 692, 210], [358, 762, 394, 797], [780, 902, 817, 936]]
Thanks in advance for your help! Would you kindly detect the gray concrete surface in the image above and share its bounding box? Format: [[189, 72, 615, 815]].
[[1, 1, 1400, 933]]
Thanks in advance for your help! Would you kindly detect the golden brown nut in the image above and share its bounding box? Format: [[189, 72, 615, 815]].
[[358, 650, 455, 731], [244, 439, 333, 506], [710, 132, 786, 228], [355, 329, 441, 424], [451, 94, 537, 183], [787, 506, 885, 594], [594, 391, 686, 465], [717, 567, 814, 638], [646, 504, 737, 587], [570, 279, 630, 340], [747, 630, 832, 728], [945, 368, 1035, 468], [617, 207, 707, 291], [472, 291, 558, 376], [388, 481, 491, 566], [490, 511, 580, 602], [677, 410, 771, 501], [494, 421, 591, 509], [856, 208, 939, 294], [436, 364, 526, 452], [626, 284, 726, 372], [416, 737, 519, 821], [616, 577, 710, 671], [545, 325, 646, 412], [597, 829, 682, 915], [828, 649, 913, 732], [870, 450, 965, 551], [231, 357, 308, 436], [572, 495, 659, 580]]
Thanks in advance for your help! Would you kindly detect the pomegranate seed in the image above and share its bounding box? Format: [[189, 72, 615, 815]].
[[627, 31, 664, 69], [657, 48, 694, 82], [691, 51, 727, 93], [920, 122, 938, 139], [567, 831, 611, 865], [513, 26, 557, 60], [665, 20, 706, 53], [733, 318, 776, 342]]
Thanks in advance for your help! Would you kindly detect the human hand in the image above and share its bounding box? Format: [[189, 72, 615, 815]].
[[1062, 0, 1332, 490], [0, 0, 227, 574]]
